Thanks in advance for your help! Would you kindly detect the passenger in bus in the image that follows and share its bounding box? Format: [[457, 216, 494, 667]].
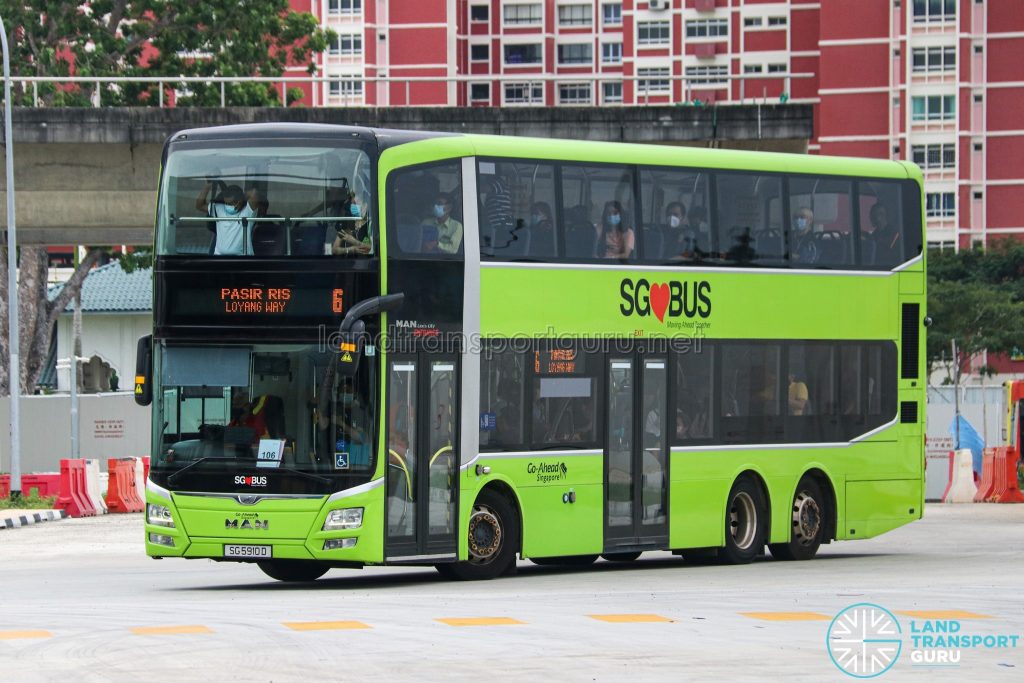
[[422, 192, 463, 254], [332, 190, 373, 257], [479, 175, 513, 243], [599, 200, 635, 259], [228, 388, 271, 445], [725, 227, 757, 263], [195, 182, 258, 256], [868, 202, 901, 264], [790, 206, 817, 264], [788, 371, 809, 416], [663, 201, 686, 257]]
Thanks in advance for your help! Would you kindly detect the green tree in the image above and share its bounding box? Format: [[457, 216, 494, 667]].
[[927, 240, 1024, 385], [2, 1, 332, 106]]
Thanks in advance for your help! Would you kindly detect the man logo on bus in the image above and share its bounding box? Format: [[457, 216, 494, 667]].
[[619, 279, 711, 323]]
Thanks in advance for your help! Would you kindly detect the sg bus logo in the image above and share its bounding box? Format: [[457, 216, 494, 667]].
[[619, 278, 711, 323]]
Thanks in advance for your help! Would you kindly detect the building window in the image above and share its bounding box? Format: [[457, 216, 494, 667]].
[[558, 82, 592, 104], [470, 83, 490, 103], [743, 64, 763, 73], [602, 42, 623, 64], [743, 17, 763, 27], [911, 46, 956, 72], [471, 44, 489, 61], [767, 63, 787, 73], [504, 3, 543, 25], [767, 16, 787, 26], [912, 143, 956, 169], [685, 65, 728, 86], [602, 3, 623, 26], [329, 80, 363, 98], [637, 21, 671, 46], [559, 4, 592, 26], [912, 94, 955, 120], [602, 81, 623, 103], [558, 43, 593, 65], [913, 0, 956, 22], [331, 33, 362, 56], [504, 82, 545, 104], [504, 44, 543, 65], [470, 4, 489, 22], [925, 192, 955, 217], [686, 18, 728, 38], [328, 0, 361, 15], [638, 67, 671, 94]]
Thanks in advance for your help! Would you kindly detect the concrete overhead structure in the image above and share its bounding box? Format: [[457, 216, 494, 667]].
[[0, 105, 811, 246]]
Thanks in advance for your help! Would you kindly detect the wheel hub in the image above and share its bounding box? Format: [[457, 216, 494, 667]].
[[468, 505, 502, 563], [792, 491, 821, 545], [728, 491, 757, 551]]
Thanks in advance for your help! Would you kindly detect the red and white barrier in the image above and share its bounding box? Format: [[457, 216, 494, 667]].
[[942, 449, 978, 503], [56, 459, 97, 517], [84, 459, 108, 514], [106, 458, 144, 513]]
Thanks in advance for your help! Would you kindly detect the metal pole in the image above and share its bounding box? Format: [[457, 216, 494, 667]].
[[69, 357, 78, 459], [1, 15, 22, 500], [953, 339, 961, 449]]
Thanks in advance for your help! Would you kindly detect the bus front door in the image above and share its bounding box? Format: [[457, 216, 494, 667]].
[[385, 355, 459, 562], [604, 353, 669, 552]]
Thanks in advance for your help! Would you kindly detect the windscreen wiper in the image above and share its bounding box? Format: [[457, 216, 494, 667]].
[[166, 456, 238, 484]]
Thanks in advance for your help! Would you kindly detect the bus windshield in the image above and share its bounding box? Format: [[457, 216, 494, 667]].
[[158, 143, 374, 257], [151, 343, 376, 492]]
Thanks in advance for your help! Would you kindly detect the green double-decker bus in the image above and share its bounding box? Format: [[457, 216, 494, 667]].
[[138, 123, 926, 582]]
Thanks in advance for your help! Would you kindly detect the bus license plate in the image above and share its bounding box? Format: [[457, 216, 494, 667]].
[[224, 544, 272, 559]]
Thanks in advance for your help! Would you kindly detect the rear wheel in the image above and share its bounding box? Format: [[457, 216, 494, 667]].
[[257, 560, 330, 582], [435, 488, 519, 581], [769, 476, 827, 561], [718, 476, 767, 565]]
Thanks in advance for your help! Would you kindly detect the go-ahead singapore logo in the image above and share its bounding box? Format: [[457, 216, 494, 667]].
[[827, 603, 903, 678]]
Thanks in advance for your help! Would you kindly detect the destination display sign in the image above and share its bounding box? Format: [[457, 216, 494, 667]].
[[534, 349, 585, 375]]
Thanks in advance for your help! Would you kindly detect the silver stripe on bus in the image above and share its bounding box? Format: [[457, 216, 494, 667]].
[[669, 417, 900, 453], [892, 253, 924, 272], [176, 492, 324, 502], [481, 261, 908, 278], [327, 477, 385, 502], [386, 553, 458, 562], [460, 156, 483, 472], [147, 479, 171, 500], [471, 449, 603, 463]]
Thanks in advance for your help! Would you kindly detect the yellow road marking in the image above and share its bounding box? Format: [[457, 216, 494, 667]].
[[588, 614, 674, 623], [896, 610, 994, 620], [436, 617, 524, 627], [131, 625, 213, 635], [741, 612, 831, 621], [284, 621, 371, 631], [0, 630, 52, 640]]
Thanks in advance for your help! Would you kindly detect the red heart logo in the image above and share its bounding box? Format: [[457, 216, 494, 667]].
[[649, 283, 669, 323]]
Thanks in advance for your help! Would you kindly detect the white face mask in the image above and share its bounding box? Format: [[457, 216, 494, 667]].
[[669, 215, 681, 229]]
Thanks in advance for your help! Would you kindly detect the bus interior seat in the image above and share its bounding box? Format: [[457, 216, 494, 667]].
[[252, 218, 287, 256], [397, 218, 423, 253], [643, 228, 664, 259], [753, 229, 784, 260], [291, 223, 327, 255], [565, 226, 597, 258], [815, 231, 849, 264]]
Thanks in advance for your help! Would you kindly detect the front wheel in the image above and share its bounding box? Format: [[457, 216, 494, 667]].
[[718, 476, 767, 565], [769, 476, 827, 561], [436, 489, 519, 581], [257, 560, 330, 582]]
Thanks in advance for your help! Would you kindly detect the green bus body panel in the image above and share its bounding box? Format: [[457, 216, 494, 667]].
[[845, 479, 923, 540]]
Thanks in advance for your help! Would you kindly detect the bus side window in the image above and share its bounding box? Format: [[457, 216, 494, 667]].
[[479, 345, 526, 449], [478, 160, 558, 260], [788, 177, 855, 269], [389, 161, 463, 256], [716, 174, 784, 266], [673, 341, 713, 443], [858, 180, 906, 269]]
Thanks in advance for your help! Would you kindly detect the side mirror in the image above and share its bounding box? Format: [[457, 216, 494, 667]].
[[135, 335, 153, 406], [336, 293, 404, 377]]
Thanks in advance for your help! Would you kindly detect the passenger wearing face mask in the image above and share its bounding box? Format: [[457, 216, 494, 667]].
[[196, 181, 258, 255], [664, 201, 693, 260], [790, 206, 817, 264], [332, 190, 373, 256], [422, 192, 463, 254], [600, 200, 635, 259]]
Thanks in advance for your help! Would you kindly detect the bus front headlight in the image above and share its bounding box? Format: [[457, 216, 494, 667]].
[[323, 508, 363, 531], [147, 504, 175, 528]]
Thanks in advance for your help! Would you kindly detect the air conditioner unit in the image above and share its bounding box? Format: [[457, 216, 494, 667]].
[[649, 0, 670, 11]]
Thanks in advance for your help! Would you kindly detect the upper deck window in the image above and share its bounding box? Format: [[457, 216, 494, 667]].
[[388, 160, 463, 257], [158, 144, 373, 258]]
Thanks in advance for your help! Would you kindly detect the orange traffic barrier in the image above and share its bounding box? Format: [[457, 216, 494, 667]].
[[106, 458, 144, 513], [991, 447, 1024, 504], [974, 448, 998, 502], [55, 459, 96, 518]]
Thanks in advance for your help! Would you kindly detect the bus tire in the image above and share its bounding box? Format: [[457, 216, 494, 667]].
[[769, 476, 826, 561], [437, 488, 519, 581], [601, 552, 642, 562], [718, 476, 767, 565], [530, 555, 599, 566], [257, 560, 330, 582]]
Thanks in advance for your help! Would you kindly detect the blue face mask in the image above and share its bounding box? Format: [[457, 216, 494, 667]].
[[531, 213, 543, 226], [794, 217, 808, 230], [224, 203, 240, 216], [608, 214, 622, 227], [434, 204, 447, 219], [350, 203, 361, 218]]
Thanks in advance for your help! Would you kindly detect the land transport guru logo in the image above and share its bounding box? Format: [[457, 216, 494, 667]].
[[827, 602, 1021, 677], [619, 278, 711, 323]]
